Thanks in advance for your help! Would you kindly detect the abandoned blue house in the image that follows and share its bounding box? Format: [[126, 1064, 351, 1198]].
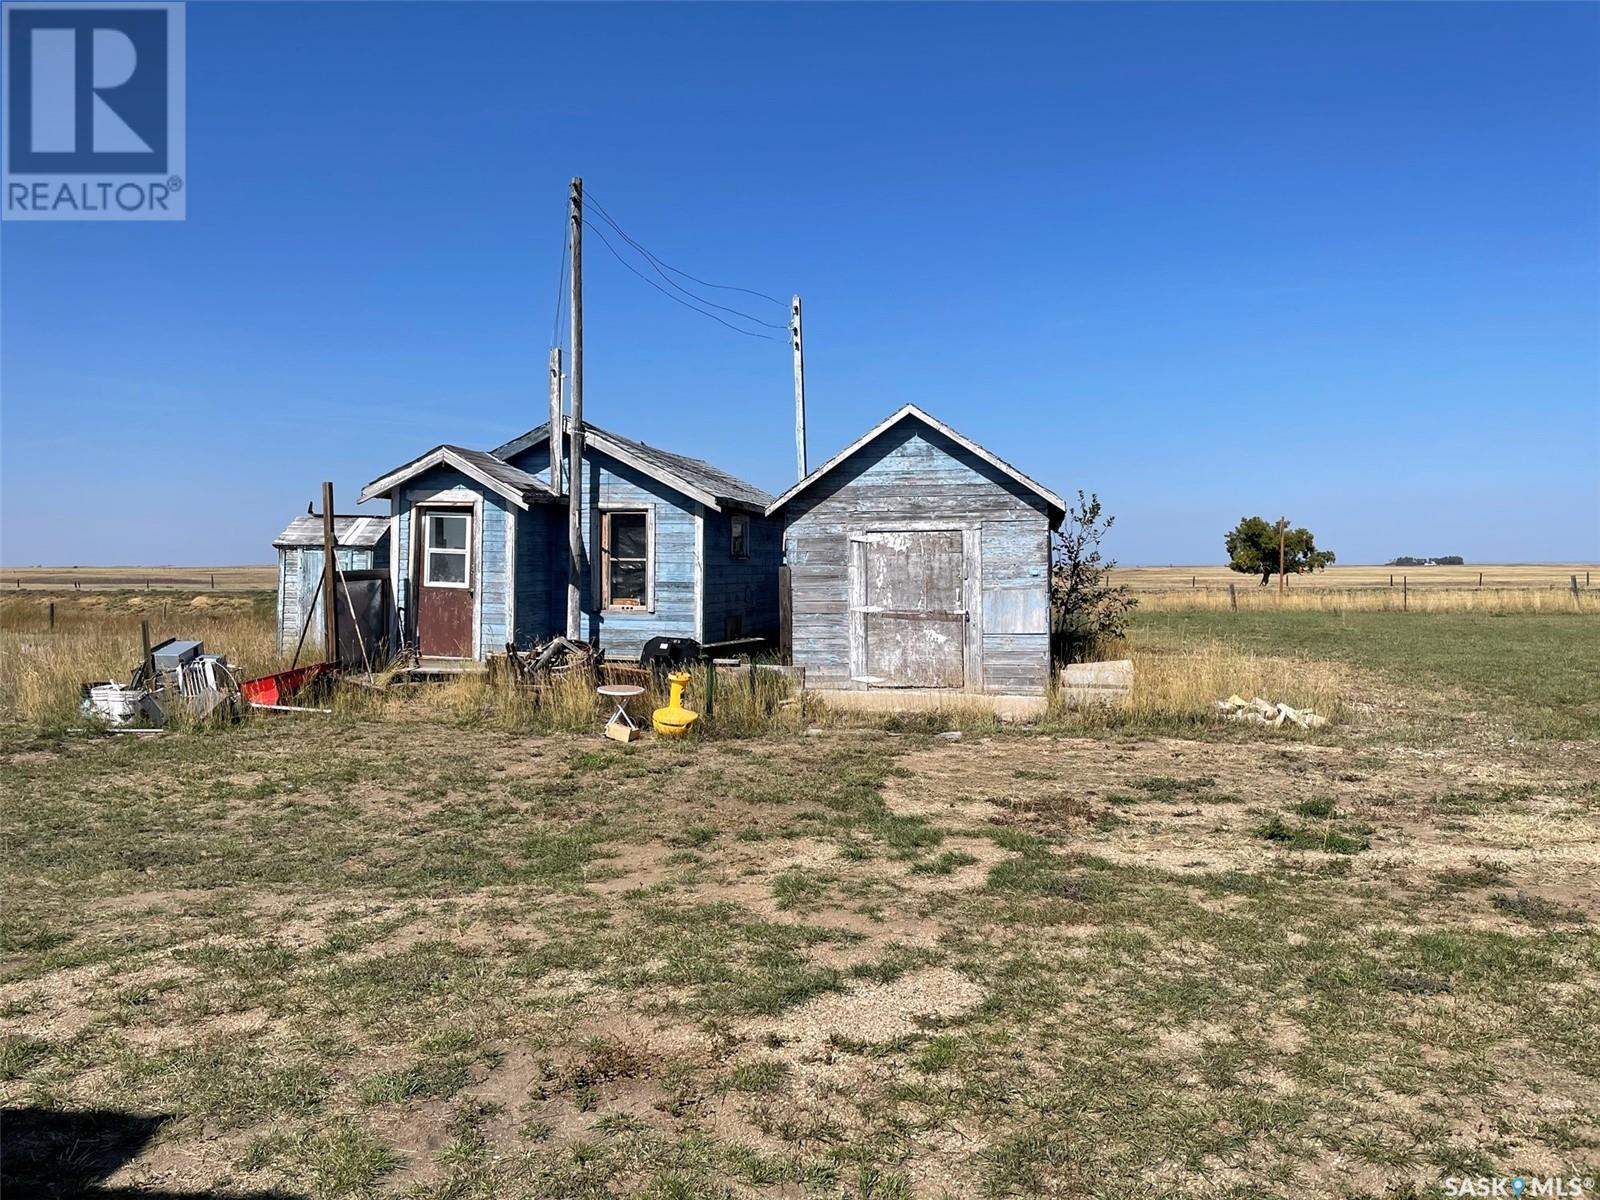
[[352, 421, 780, 661], [767, 405, 1065, 697]]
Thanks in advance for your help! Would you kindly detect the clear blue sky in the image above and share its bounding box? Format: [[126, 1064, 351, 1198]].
[[3, 1, 1597, 566]]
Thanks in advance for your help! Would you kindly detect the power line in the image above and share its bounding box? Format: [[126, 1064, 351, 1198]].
[[550, 224, 569, 351], [582, 217, 782, 341], [587, 201, 788, 331], [584, 189, 788, 313]]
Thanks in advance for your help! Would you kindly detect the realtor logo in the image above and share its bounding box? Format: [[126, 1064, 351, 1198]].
[[3, 2, 185, 220]]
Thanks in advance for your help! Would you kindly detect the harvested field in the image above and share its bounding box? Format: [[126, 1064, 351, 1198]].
[[0, 566, 276, 592]]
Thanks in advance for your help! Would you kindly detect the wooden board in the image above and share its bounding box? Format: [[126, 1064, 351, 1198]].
[[854, 530, 965, 688]]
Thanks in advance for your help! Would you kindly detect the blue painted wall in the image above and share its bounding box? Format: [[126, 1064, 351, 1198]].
[[702, 507, 782, 643], [505, 439, 780, 657]]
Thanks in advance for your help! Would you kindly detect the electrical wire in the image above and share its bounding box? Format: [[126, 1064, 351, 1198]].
[[582, 217, 782, 341], [584, 190, 788, 314], [587, 200, 788, 331], [550, 224, 569, 351]]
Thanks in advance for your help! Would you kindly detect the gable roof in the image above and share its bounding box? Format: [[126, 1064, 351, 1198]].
[[491, 420, 773, 513], [764, 404, 1067, 522], [358, 445, 555, 509], [273, 514, 390, 550]]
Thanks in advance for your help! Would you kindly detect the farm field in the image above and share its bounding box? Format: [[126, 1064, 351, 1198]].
[[1112, 563, 1596, 591], [1, 594, 1597, 1198], [0, 566, 277, 592]]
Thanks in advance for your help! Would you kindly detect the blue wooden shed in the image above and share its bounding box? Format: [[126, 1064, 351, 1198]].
[[767, 405, 1065, 697], [272, 514, 391, 656], [356, 421, 780, 661]]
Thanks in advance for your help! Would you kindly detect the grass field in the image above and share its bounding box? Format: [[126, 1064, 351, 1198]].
[[2, 586, 1597, 1198]]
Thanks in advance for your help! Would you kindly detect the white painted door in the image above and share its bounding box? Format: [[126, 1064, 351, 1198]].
[[851, 530, 966, 688]]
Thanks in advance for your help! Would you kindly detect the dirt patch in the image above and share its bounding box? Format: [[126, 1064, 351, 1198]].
[[744, 967, 984, 1050]]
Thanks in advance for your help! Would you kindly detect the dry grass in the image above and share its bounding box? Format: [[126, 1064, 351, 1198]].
[[0, 594, 287, 726], [339, 659, 809, 738], [1048, 637, 1347, 729]]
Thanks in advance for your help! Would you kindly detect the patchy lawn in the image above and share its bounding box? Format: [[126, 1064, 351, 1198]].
[[2, 705, 1596, 1198]]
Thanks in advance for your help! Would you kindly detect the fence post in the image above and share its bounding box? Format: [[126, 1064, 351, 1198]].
[[1228, 582, 1237, 612], [1477, 572, 1482, 589], [1403, 576, 1408, 612], [48, 602, 55, 630], [141, 620, 154, 683], [703, 659, 716, 721], [1389, 574, 1393, 588], [1572, 575, 1582, 604]]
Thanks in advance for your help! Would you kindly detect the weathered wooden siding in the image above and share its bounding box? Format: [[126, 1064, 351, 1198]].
[[701, 509, 783, 644], [781, 422, 1052, 695], [392, 465, 513, 658], [508, 446, 700, 657], [275, 543, 383, 655]]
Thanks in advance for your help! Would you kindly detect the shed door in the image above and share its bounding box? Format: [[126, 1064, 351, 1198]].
[[852, 530, 966, 688], [416, 509, 473, 658]]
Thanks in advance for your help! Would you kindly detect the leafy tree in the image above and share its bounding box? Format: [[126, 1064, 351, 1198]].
[[1225, 517, 1336, 586], [1050, 492, 1137, 663]]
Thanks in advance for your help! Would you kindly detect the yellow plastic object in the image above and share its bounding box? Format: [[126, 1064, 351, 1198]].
[[652, 671, 700, 737]]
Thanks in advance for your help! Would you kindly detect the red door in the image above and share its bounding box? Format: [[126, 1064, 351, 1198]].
[[416, 509, 473, 658]]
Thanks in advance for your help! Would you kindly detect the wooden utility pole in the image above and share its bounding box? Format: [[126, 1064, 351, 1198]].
[[322, 481, 339, 663], [790, 294, 807, 480], [566, 177, 585, 641], [548, 347, 563, 492], [1276, 516, 1288, 599]]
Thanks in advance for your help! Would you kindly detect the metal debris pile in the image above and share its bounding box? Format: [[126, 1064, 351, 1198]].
[[1215, 694, 1328, 729], [81, 638, 242, 729]]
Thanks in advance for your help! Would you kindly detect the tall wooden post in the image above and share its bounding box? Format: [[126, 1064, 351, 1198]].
[[1276, 516, 1287, 599], [322, 481, 339, 664], [548, 347, 563, 493], [790, 295, 807, 481], [566, 177, 585, 640], [778, 564, 793, 664]]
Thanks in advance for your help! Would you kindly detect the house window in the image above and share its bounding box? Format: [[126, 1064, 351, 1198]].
[[723, 614, 743, 640], [730, 514, 749, 560], [602, 510, 650, 610], [424, 512, 470, 587]]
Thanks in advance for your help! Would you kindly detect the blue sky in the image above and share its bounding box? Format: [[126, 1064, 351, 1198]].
[[3, 1, 1597, 565]]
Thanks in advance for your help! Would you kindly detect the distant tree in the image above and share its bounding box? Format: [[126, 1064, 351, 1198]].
[[1051, 492, 1137, 663], [1225, 517, 1336, 586]]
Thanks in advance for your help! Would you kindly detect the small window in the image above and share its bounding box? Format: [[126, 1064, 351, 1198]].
[[602, 510, 650, 610], [424, 512, 470, 587], [730, 514, 749, 560], [723, 614, 743, 640]]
